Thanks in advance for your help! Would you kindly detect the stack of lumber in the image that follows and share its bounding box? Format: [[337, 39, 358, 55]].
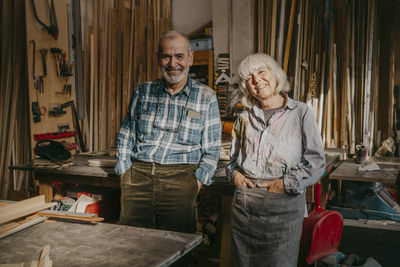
[[0, 195, 56, 239], [82, 0, 171, 153], [0, 195, 104, 240], [0, 0, 31, 199], [254, 0, 399, 155], [32, 158, 74, 169]]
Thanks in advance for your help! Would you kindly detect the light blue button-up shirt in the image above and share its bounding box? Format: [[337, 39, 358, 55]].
[[226, 95, 326, 194]]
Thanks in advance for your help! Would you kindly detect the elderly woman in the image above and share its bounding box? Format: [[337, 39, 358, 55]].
[[226, 53, 326, 267]]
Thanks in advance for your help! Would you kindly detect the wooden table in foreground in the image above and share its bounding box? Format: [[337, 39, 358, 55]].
[[329, 156, 400, 184], [0, 220, 202, 266]]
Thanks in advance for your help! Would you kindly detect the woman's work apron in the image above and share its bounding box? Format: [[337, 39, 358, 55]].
[[231, 185, 305, 267]]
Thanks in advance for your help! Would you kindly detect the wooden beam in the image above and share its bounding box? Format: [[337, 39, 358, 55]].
[[283, 0, 296, 73], [0, 215, 47, 240]]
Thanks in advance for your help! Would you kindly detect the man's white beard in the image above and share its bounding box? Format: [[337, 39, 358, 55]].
[[161, 65, 190, 85]]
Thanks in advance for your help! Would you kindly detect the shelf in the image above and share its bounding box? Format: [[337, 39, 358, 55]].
[[191, 50, 214, 88]]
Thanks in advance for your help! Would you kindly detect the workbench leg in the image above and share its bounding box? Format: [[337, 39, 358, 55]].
[[219, 195, 233, 267], [38, 182, 53, 203]]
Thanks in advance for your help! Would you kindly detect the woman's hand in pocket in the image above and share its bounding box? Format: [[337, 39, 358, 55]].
[[256, 178, 285, 194], [233, 172, 255, 188]]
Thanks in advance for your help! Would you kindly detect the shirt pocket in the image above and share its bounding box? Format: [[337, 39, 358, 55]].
[[178, 112, 203, 145], [136, 105, 155, 136]]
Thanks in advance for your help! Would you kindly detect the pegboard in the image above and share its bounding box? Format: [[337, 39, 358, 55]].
[[25, 0, 80, 157]]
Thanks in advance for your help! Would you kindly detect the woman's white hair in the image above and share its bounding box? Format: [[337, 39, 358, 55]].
[[237, 53, 290, 108]]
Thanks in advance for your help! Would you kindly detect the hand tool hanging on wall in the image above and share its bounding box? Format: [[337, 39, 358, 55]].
[[30, 0, 59, 40], [30, 40, 41, 123], [29, 40, 38, 93], [61, 101, 87, 152], [50, 47, 62, 76], [60, 52, 73, 78], [39, 49, 48, 94], [39, 49, 48, 76]]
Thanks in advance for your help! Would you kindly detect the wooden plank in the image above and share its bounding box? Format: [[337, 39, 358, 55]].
[[0, 5, 12, 177], [38, 182, 53, 203], [0, 215, 47, 240], [82, 26, 92, 150], [146, 1, 152, 81], [122, 7, 132, 116], [301, 0, 309, 102], [0, 195, 56, 224], [127, 0, 135, 101], [98, 0, 109, 152], [99, 26, 106, 151], [293, 0, 302, 101], [277, 0, 286, 65], [0, 215, 39, 234], [332, 43, 338, 147], [349, 0, 356, 153], [89, 34, 95, 152], [363, 0, 375, 147], [72, 0, 85, 121], [318, 51, 326, 133], [37, 210, 104, 222], [115, 0, 124, 135], [109, 8, 118, 148], [270, 0, 277, 57], [133, 1, 141, 89], [283, 0, 296, 73], [38, 245, 51, 267], [93, 1, 99, 152], [265, 0, 271, 53]]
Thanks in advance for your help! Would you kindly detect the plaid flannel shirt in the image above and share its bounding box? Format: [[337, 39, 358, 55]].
[[115, 77, 221, 186]]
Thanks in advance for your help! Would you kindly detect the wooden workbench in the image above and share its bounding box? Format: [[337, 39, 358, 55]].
[[329, 157, 400, 184], [10, 155, 120, 203], [0, 220, 201, 266]]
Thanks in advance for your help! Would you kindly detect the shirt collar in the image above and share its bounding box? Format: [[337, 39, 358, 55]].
[[282, 94, 297, 110], [160, 76, 191, 96], [248, 94, 298, 128], [250, 93, 296, 115]]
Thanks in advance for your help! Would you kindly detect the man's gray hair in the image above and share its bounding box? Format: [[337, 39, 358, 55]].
[[158, 30, 191, 55], [237, 53, 290, 108]]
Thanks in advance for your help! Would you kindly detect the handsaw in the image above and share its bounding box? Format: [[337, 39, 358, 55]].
[[31, 0, 59, 40]]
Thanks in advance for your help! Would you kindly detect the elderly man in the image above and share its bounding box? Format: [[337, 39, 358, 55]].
[[115, 31, 221, 239]]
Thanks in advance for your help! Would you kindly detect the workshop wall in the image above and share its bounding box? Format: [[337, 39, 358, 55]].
[[172, 0, 212, 35]]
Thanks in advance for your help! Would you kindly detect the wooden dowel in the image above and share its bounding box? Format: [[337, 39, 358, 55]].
[[283, 0, 296, 73]]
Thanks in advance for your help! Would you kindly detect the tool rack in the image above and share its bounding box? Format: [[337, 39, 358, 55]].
[[25, 0, 80, 157]]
